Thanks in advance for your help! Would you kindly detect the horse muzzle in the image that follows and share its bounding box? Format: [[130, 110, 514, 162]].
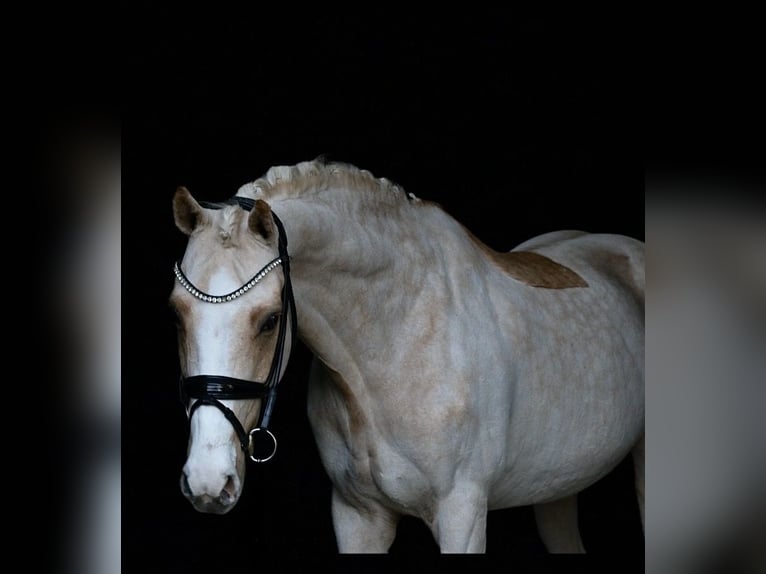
[[180, 463, 241, 514]]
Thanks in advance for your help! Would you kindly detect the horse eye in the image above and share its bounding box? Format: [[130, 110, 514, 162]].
[[260, 313, 280, 334]]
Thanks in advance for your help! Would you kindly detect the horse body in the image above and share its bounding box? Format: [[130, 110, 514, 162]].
[[173, 160, 644, 552]]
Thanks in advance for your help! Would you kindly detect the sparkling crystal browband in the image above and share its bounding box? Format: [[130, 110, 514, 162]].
[[173, 256, 283, 303]]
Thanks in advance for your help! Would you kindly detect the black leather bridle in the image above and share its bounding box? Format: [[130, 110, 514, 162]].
[[175, 196, 297, 463]]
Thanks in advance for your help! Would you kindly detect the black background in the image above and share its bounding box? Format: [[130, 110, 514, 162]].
[[125, 10, 643, 572]]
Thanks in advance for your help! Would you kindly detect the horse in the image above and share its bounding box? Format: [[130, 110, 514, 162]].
[[169, 160, 644, 553]]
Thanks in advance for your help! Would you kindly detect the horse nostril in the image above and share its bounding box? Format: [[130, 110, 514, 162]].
[[180, 472, 193, 498], [219, 474, 236, 505]]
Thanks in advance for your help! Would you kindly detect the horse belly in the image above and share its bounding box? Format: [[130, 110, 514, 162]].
[[488, 288, 644, 508], [488, 388, 643, 509]]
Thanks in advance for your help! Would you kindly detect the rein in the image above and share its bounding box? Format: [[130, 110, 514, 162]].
[[175, 196, 297, 462]]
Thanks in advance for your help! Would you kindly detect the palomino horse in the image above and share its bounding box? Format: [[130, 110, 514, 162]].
[[170, 160, 644, 553]]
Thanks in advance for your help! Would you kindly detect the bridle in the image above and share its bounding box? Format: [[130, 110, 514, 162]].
[[174, 196, 297, 463]]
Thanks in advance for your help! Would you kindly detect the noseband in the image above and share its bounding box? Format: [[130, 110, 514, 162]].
[[175, 196, 297, 463]]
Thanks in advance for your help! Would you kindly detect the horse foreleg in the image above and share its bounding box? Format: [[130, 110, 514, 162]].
[[533, 495, 586, 553], [331, 488, 399, 553], [432, 484, 488, 553], [632, 434, 645, 531]]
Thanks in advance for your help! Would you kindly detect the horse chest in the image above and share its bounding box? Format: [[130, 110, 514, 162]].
[[332, 432, 437, 520], [307, 374, 438, 518]]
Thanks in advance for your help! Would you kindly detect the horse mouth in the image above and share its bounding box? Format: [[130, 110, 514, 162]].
[[181, 472, 240, 514], [189, 494, 238, 515]]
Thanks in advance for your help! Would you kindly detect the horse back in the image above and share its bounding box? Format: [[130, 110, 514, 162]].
[[517, 232, 644, 314]]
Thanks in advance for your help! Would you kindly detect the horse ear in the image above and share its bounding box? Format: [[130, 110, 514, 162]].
[[249, 199, 275, 242], [173, 187, 206, 235]]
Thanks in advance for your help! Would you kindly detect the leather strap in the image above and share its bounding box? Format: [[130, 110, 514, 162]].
[[188, 397, 251, 454], [182, 375, 270, 400], [199, 197, 257, 212]]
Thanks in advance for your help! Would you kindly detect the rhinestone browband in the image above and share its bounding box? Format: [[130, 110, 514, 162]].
[[173, 256, 283, 303]]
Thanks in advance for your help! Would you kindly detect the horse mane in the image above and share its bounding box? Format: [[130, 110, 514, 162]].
[[236, 159, 421, 208], [230, 160, 591, 288]]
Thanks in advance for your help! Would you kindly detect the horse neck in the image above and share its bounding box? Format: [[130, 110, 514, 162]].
[[270, 193, 483, 370]]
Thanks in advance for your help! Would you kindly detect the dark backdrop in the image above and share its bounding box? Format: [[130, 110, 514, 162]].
[[125, 11, 642, 572]]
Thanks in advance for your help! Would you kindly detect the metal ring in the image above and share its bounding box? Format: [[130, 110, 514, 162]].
[[248, 428, 277, 463]]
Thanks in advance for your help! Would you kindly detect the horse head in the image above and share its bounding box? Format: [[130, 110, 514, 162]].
[[170, 187, 295, 514]]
